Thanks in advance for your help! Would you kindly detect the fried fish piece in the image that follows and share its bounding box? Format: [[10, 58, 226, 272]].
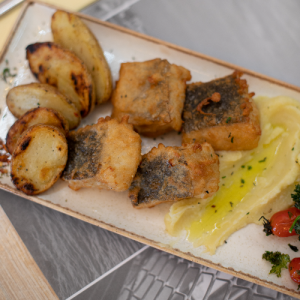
[[129, 143, 219, 208], [182, 71, 261, 150], [111, 58, 191, 137], [62, 116, 142, 191]]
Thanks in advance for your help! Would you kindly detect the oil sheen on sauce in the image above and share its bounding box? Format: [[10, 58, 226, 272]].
[[165, 96, 300, 254]]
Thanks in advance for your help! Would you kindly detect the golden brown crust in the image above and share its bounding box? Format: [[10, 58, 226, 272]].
[[111, 58, 191, 137], [6, 107, 69, 155], [6, 83, 81, 129], [129, 142, 219, 208], [11, 125, 68, 195], [182, 71, 261, 150], [26, 42, 95, 117], [62, 116, 142, 192], [51, 10, 112, 105]]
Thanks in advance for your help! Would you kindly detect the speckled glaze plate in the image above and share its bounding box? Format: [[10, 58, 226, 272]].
[[1, 1, 300, 298]]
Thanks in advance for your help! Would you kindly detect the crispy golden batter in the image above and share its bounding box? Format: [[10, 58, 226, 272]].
[[6, 107, 68, 154], [129, 143, 219, 208], [182, 71, 261, 150], [62, 116, 142, 191], [111, 58, 191, 137]]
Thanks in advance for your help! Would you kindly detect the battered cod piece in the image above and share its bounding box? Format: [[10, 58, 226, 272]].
[[129, 143, 219, 208], [182, 71, 261, 150], [62, 116, 142, 191], [111, 58, 191, 137]]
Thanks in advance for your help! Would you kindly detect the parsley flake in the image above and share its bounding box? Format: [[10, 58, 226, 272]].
[[259, 157, 267, 163]]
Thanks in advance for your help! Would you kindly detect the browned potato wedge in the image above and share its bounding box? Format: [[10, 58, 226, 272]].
[[6, 107, 69, 154], [6, 83, 81, 129], [11, 125, 68, 195], [26, 42, 95, 117], [52, 10, 112, 105]]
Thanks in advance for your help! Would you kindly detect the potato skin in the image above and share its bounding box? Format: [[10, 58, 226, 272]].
[[26, 42, 95, 117], [11, 125, 68, 195], [51, 10, 112, 105], [6, 83, 81, 129], [6, 107, 69, 155]]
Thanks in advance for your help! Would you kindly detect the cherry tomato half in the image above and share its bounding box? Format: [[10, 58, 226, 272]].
[[289, 258, 300, 284], [270, 207, 300, 237]]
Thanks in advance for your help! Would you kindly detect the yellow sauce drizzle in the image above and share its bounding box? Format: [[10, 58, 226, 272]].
[[165, 96, 300, 254]]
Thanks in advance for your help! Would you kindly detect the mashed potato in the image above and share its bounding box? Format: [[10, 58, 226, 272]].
[[165, 96, 300, 254]]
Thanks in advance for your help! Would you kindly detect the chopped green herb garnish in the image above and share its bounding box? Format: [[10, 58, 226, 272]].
[[248, 166, 252, 170], [37, 103, 40, 106], [262, 251, 290, 277], [259, 157, 267, 163], [241, 179, 245, 184], [241, 165, 245, 168], [2, 68, 16, 82], [292, 147, 295, 151], [288, 244, 298, 252], [231, 137, 234, 143], [228, 132, 231, 138], [259, 216, 273, 236], [292, 184, 300, 209], [289, 215, 300, 235], [222, 176, 226, 179], [246, 212, 249, 215], [288, 211, 293, 218], [226, 117, 231, 123], [229, 202, 233, 207]]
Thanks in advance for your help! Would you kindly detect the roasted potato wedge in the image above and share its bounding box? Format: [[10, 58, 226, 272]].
[[6, 107, 69, 154], [6, 83, 81, 129], [11, 125, 68, 195], [52, 10, 112, 105], [26, 42, 95, 117]]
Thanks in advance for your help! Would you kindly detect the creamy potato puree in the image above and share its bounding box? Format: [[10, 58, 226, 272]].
[[165, 96, 300, 254]]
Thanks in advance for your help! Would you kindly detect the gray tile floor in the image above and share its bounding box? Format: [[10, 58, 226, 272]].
[[69, 247, 297, 300]]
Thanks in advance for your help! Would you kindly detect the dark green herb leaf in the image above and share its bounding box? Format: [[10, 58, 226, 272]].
[[262, 251, 290, 277], [259, 157, 267, 163], [291, 184, 300, 209], [288, 244, 298, 252], [2, 67, 16, 82], [289, 215, 300, 234], [259, 216, 273, 236], [226, 117, 231, 123]]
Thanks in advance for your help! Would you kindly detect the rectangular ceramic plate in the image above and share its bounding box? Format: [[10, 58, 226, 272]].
[[1, 1, 300, 298]]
